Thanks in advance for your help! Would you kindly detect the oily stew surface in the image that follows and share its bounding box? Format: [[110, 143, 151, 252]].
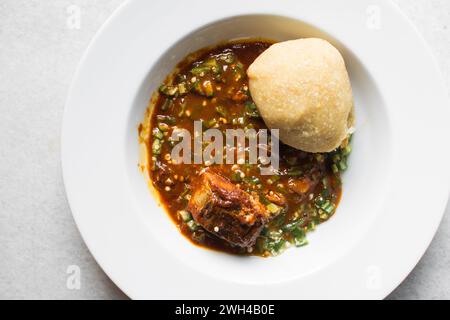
[[144, 40, 350, 256]]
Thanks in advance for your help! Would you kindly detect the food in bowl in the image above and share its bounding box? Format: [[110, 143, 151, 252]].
[[139, 39, 353, 256]]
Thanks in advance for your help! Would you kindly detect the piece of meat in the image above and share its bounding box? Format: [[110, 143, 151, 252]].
[[287, 173, 321, 201], [187, 169, 269, 248], [265, 191, 286, 206], [288, 177, 312, 195]]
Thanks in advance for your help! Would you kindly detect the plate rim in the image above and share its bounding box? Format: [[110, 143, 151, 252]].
[[62, 0, 450, 299]]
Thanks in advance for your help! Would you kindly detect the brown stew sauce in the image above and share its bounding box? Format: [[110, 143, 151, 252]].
[[142, 40, 347, 256]]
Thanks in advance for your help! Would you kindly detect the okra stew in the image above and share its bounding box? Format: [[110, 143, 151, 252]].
[[139, 40, 352, 257]]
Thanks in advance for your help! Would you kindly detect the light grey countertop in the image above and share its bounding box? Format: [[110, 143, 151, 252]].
[[0, 0, 449, 300]]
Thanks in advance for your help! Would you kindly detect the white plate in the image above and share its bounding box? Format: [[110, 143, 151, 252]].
[[62, 0, 450, 299]]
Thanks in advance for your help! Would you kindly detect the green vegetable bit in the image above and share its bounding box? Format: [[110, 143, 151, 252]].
[[152, 127, 163, 140], [268, 230, 282, 240], [161, 98, 173, 111], [286, 167, 303, 176], [230, 172, 242, 183], [331, 164, 339, 173], [215, 105, 227, 117], [342, 145, 352, 156], [159, 84, 178, 97], [281, 221, 299, 232], [204, 118, 217, 128], [321, 201, 335, 215], [220, 52, 236, 64], [244, 101, 260, 118], [152, 139, 162, 155], [267, 239, 286, 255], [186, 220, 199, 232], [337, 159, 347, 171], [190, 65, 210, 76], [203, 58, 220, 74], [243, 176, 261, 185], [291, 227, 308, 247], [157, 115, 176, 125], [178, 102, 187, 117], [178, 82, 188, 95], [267, 203, 281, 214], [330, 136, 353, 173], [178, 210, 192, 222], [158, 122, 169, 132], [191, 80, 214, 97], [232, 117, 245, 125], [190, 58, 220, 76], [258, 192, 271, 205], [235, 62, 244, 70]]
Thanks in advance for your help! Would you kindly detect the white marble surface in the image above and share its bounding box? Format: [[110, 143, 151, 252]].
[[0, 0, 448, 300]]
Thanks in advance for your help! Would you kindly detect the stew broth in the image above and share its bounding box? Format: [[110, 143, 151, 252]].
[[141, 40, 350, 256]]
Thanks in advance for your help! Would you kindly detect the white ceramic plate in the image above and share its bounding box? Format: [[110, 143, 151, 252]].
[[62, 0, 450, 299]]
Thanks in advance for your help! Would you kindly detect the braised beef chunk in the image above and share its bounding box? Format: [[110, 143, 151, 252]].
[[187, 169, 269, 248]]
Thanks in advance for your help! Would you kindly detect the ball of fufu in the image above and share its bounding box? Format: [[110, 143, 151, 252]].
[[247, 38, 354, 153]]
